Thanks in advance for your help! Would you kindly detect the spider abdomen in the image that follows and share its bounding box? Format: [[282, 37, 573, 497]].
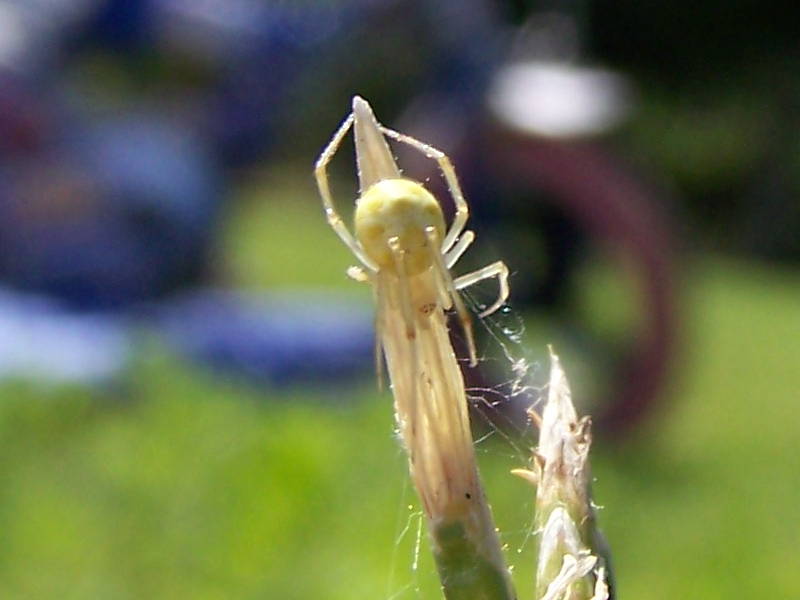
[[355, 178, 446, 276]]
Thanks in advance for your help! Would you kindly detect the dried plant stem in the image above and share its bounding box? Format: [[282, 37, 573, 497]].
[[380, 272, 516, 600]]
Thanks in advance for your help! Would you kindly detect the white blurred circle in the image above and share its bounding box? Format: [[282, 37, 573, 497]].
[[489, 61, 633, 138]]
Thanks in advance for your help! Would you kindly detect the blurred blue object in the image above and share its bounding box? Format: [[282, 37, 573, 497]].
[[0, 0, 102, 77], [0, 286, 130, 384], [0, 112, 222, 311], [156, 291, 374, 387], [81, 0, 154, 50], [0, 286, 373, 387]]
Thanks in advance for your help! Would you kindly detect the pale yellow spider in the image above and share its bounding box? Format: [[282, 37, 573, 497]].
[[314, 96, 509, 369]]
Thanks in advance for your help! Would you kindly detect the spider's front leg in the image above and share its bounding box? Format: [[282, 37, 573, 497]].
[[346, 265, 371, 283], [454, 261, 510, 318], [314, 112, 378, 273], [445, 230, 475, 269], [380, 127, 469, 254]]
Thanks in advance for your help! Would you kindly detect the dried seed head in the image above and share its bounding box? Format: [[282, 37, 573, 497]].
[[517, 348, 611, 600]]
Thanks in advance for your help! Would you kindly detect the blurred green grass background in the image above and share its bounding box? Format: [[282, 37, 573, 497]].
[[1, 172, 798, 599]]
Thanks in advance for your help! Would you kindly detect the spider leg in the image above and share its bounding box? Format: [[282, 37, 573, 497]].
[[425, 227, 478, 367], [346, 264, 380, 385], [454, 261, 510, 318], [388, 238, 417, 342], [346, 265, 371, 283], [388, 237, 420, 413], [314, 112, 378, 271], [444, 230, 475, 269], [380, 126, 468, 254], [372, 278, 385, 392]]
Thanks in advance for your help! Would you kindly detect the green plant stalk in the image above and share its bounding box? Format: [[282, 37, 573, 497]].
[[513, 349, 611, 600], [431, 508, 516, 600]]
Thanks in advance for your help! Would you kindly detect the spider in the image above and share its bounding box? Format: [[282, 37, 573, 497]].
[[314, 95, 509, 369]]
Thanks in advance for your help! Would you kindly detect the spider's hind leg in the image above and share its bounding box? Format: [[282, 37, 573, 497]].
[[372, 280, 386, 392], [388, 237, 421, 407]]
